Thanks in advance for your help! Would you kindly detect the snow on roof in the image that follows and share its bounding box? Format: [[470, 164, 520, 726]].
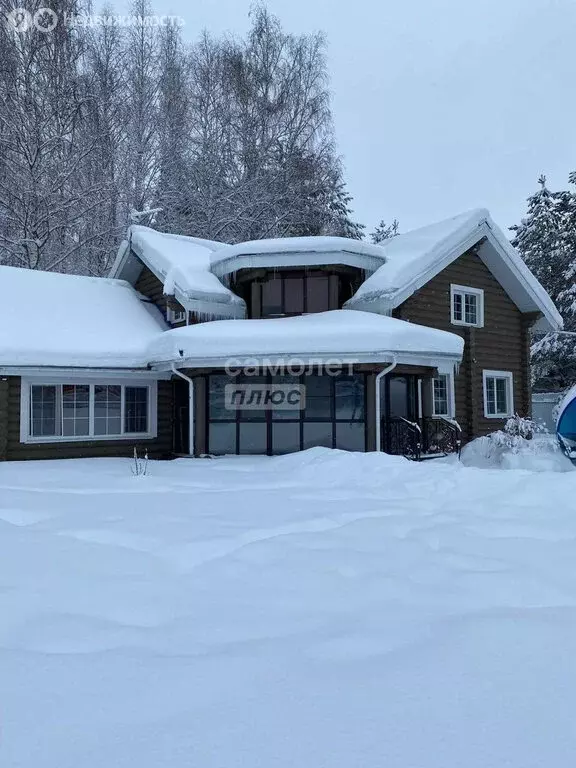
[[147, 309, 464, 368], [351, 209, 485, 301], [346, 209, 563, 331], [0, 266, 166, 368], [210, 235, 386, 277], [128, 227, 245, 314]]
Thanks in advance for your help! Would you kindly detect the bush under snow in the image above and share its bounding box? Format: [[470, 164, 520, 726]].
[[461, 415, 574, 472]]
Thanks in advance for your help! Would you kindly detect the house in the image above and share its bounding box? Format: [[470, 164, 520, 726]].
[[0, 208, 562, 461]]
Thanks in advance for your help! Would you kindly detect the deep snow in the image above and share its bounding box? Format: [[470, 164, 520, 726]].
[[1, 450, 575, 767]]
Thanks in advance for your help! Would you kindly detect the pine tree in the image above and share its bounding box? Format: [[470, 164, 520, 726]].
[[512, 175, 576, 391], [370, 219, 399, 244]]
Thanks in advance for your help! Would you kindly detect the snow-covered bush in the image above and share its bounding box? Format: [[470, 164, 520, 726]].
[[461, 418, 572, 472]]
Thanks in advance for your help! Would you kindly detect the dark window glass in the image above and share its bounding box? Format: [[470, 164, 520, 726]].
[[304, 375, 332, 419], [335, 376, 365, 421], [62, 384, 90, 437], [433, 375, 449, 416], [209, 422, 236, 455], [335, 422, 365, 452], [284, 277, 304, 314], [125, 387, 148, 433], [270, 375, 303, 420], [94, 385, 122, 435], [302, 422, 333, 450], [389, 377, 409, 419], [30, 385, 60, 437], [209, 375, 232, 421], [452, 292, 463, 321], [272, 422, 301, 454], [306, 276, 330, 313], [239, 422, 268, 454], [240, 375, 268, 421], [261, 278, 283, 316], [464, 293, 478, 325], [495, 378, 508, 414]]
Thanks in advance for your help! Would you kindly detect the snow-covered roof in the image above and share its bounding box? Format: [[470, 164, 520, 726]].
[[345, 209, 563, 331], [112, 227, 245, 319], [0, 265, 166, 368], [210, 235, 386, 278], [147, 309, 464, 370]]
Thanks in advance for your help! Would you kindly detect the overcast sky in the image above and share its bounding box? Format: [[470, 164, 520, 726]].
[[154, 0, 574, 235]]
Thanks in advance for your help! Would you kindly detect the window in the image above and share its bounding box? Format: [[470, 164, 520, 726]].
[[450, 285, 484, 327], [206, 372, 366, 455], [483, 371, 514, 418], [167, 307, 186, 324], [256, 273, 332, 317], [24, 381, 156, 442], [432, 374, 453, 417]]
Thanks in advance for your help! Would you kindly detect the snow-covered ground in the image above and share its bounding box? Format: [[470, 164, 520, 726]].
[[1, 450, 575, 767]]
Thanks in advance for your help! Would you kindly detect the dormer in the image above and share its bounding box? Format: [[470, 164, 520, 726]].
[[210, 236, 387, 319]]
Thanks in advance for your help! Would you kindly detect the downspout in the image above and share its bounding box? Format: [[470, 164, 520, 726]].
[[171, 364, 195, 457], [375, 357, 397, 452]]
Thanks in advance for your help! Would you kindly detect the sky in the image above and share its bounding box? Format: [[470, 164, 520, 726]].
[[152, 0, 574, 235]]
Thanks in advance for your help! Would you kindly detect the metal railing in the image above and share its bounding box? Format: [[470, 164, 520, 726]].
[[381, 417, 461, 460]]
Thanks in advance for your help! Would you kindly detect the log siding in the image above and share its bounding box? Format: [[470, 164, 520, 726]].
[[394, 248, 536, 440]]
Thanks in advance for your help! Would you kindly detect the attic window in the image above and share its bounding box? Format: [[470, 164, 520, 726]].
[[450, 285, 484, 328], [167, 307, 187, 324]]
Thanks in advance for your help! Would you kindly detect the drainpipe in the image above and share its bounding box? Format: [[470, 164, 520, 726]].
[[375, 357, 397, 452], [171, 364, 195, 457]]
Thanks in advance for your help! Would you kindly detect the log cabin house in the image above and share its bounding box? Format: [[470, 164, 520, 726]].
[[0, 209, 562, 461]]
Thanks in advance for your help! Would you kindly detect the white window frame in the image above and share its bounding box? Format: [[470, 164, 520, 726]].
[[450, 284, 484, 328], [431, 372, 455, 418], [20, 377, 157, 444], [167, 307, 187, 324], [482, 370, 514, 419]]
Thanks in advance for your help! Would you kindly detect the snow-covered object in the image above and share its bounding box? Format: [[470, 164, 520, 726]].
[[147, 309, 464, 367], [461, 432, 573, 472], [346, 208, 563, 331], [0, 265, 166, 368], [211, 235, 387, 262], [128, 227, 245, 318]]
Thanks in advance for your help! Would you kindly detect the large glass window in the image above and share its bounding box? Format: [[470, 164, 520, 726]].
[[206, 373, 366, 455], [27, 382, 153, 441]]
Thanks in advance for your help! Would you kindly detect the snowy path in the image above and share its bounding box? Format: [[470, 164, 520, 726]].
[[0, 450, 575, 767]]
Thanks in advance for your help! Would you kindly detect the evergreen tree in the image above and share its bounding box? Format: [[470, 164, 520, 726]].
[[370, 219, 399, 244], [512, 175, 576, 391]]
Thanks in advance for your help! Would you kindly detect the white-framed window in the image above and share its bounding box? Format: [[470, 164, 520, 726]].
[[21, 379, 157, 443], [483, 370, 514, 418], [167, 307, 187, 324], [450, 284, 484, 328], [432, 373, 454, 418]]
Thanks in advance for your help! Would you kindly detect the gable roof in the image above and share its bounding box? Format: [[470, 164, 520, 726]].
[[0, 265, 166, 368], [345, 209, 562, 331], [111, 227, 245, 319]]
